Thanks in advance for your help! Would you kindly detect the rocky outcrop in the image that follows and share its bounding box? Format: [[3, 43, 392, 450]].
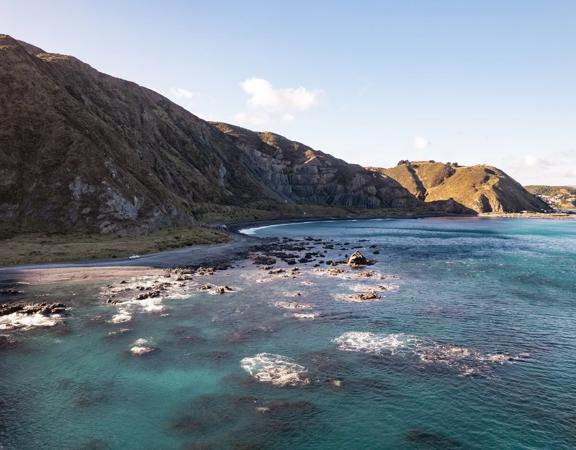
[[0, 35, 422, 236], [370, 161, 550, 213], [347, 251, 375, 268], [0, 302, 68, 317], [212, 123, 420, 210]]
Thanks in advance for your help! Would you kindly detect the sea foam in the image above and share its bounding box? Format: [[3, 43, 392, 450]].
[[333, 331, 524, 376], [334, 332, 419, 354], [240, 353, 310, 386], [0, 312, 64, 331], [130, 338, 155, 356]]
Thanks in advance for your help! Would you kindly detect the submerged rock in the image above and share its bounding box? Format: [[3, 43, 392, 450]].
[[354, 291, 381, 301], [405, 429, 462, 449], [0, 288, 24, 296]]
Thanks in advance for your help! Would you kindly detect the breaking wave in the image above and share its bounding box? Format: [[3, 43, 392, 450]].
[[333, 332, 525, 376], [130, 338, 155, 356], [334, 332, 419, 354], [0, 312, 64, 331], [240, 353, 310, 386]]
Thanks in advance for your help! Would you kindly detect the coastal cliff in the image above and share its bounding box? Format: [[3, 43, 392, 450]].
[[0, 35, 421, 236], [370, 161, 550, 213], [212, 123, 418, 210]]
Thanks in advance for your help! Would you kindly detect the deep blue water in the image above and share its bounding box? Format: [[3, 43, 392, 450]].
[[1, 217, 576, 449]]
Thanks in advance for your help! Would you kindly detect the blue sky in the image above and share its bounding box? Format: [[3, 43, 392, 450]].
[[2, 0, 576, 184]]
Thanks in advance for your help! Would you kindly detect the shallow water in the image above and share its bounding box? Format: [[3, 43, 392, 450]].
[[2, 217, 576, 449]]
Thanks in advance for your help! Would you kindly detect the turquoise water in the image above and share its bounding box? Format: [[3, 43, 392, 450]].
[[1, 217, 576, 449]]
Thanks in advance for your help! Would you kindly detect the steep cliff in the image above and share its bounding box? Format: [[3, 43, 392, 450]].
[[370, 161, 550, 213], [212, 123, 419, 210]]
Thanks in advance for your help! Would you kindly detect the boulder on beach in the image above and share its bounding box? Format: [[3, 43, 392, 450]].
[[347, 251, 376, 268]]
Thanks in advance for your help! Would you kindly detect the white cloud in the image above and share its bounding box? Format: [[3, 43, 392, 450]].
[[504, 149, 576, 185], [235, 78, 321, 126], [169, 87, 198, 99], [413, 136, 431, 150]]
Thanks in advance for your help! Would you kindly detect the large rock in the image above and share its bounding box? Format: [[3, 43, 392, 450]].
[[347, 251, 375, 268]]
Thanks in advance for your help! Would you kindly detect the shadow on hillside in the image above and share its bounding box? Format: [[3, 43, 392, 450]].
[[427, 199, 478, 215]]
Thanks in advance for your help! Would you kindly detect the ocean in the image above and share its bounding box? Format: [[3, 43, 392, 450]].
[[1, 217, 575, 449]]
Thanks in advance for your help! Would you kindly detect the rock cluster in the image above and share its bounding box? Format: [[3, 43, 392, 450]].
[[0, 302, 68, 317]]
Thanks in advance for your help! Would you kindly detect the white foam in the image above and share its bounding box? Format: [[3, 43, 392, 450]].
[[313, 267, 383, 281], [239, 220, 322, 236], [139, 297, 165, 313], [240, 353, 310, 386], [274, 301, 313, 310], [292, 312, 317, 320], [0, 312, 63, 331], [348, 283, 399, 293], [334, 331, 524, 376], [109, 308, 132, 324], [333, 332, 419, 354], [130, 338, 155, 355]]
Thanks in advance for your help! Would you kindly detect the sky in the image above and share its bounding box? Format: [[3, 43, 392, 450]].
[[1, 0, 575, 185]]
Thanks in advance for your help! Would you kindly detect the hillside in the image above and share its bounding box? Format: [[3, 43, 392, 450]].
[[370, 161, 550, 213], [525, 186, 576, 210], [212, 123, 417, 210], [0, 35, 422, 237]]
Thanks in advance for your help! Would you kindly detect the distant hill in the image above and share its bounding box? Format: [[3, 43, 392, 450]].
[[0, 34, 421, 236], [525, 186, 576, 210], [369, 161, 550, 213]]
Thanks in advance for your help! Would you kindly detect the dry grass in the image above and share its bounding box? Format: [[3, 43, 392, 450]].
[[0, 226, 230, 267]]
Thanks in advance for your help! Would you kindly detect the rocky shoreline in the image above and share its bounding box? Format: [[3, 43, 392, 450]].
[[0, 226, 528, 388]]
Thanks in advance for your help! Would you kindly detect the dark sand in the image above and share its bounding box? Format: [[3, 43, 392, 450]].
[[0, 233, 258, 285]]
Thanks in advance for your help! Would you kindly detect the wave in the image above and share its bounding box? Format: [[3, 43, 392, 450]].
[[292, 312, 318, 320], [334, 332, 419, 354], [333, 332, 525, 376], [109, 308, 132, 324], [273, 301, 313, 310], [130, 338, 155, 356], [0, 312, 64, 331], [240, 353, 310, 386]]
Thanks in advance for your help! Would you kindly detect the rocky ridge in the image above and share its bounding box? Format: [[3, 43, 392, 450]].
[[370, 161, 550, 213]]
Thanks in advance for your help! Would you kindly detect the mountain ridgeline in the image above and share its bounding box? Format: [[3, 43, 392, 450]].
[[370, 161, 551, 213], [0, 35, 548, 235]]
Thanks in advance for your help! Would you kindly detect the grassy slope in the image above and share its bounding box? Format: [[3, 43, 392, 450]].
[[382, 162, 548, 213], [0, 226, 229, 267], [0, 203, 445, 267]]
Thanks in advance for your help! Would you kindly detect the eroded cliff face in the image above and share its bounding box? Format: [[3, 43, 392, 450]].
[[370, 162, 551, 213], [213, 123, 419, 210], [0, 35, 422, 235]]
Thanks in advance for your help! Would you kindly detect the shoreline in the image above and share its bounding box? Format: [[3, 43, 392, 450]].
[[0, 233, 260, 285], [225, 210, 471, 233], [1, 211, 573, 285]]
